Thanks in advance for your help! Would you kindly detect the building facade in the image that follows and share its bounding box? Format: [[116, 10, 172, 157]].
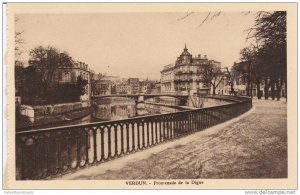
[[151, 82, 161, 94], [56, 61, 91, 101], [161, 45, 221, 95], [93, 79, 114, 95], [115, 83, 131, 94], [128, 78, 140, 94]]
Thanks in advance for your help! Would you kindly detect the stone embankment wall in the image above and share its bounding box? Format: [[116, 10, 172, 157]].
[[144, 102, 190, 115], [187, 95, 233, 108], [145, 96, 233, 115], [201, 97, 232, 108], [17, 101, 91, 129]]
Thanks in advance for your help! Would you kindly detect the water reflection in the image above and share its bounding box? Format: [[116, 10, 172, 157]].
[[92, 97, 184, 121], [92, 97, 136, 121], [144, 103, 186, 115]]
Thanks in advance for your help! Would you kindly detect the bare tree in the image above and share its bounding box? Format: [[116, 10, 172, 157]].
[[15, 17, 26, 96], [15, 17, 25, 61], [201, 63, 224, 95], [223, 67, 237, 96]]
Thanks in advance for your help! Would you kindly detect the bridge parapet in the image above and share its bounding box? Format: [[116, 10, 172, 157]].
[[92, 94, 190, 108], [91, 93, 188, 99]]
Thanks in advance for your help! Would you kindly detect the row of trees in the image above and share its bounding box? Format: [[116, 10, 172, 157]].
[[200, 63, 223, 95], [196, 11, 286, 99], [15, 46, 88, 105], [235, 11, 286, 100]]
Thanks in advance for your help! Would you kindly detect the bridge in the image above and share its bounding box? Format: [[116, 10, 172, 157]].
[[91, 93, 190, 106], [91, 93, 189, 101]]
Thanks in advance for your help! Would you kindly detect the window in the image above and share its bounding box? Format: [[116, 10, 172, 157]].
[[63, 72, 71, 82]]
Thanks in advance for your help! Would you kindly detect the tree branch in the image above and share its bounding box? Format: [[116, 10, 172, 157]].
[[210, 11, 221, 21], [177, 12, 194, 21], [198, 12, 211, 27]]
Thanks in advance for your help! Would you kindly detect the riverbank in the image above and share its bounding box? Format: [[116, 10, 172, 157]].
[[16, 101, 92, 131]]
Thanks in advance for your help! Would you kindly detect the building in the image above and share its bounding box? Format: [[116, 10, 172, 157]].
[[139, 79, 158, 94], [128, 78, 140, 94], [56, 60, 91, 101], [91, 75, 121, 95], [93, 79, 115, 95], [139, 80, 148, 93], [151, 82, 161, 94], [115, 82, 131, 94], [161, 44, 221, 95]]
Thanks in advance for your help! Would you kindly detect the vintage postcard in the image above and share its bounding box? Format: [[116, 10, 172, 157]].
[[4, 2, 297, 190]]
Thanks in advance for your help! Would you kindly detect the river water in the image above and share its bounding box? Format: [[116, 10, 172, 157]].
[[70, 97, 185, 126], [21, 96, 231, 130], [46, 96, 191, 129]]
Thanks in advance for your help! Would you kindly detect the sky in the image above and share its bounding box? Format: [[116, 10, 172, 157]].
[[16, 12, 257, 80]]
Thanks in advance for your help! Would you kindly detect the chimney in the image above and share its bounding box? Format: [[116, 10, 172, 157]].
[[204, 55, 207, 59], [198, 54, 201, 58]]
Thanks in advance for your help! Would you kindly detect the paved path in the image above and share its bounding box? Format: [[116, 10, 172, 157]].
[[58, 99, 287, 179]]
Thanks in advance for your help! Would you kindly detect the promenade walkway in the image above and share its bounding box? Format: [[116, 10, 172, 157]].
[[58, 99, 287, 179]]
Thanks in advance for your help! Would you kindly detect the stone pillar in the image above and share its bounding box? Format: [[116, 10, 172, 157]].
[[136, 95, 145, 116], [19, 105, 35, 123]]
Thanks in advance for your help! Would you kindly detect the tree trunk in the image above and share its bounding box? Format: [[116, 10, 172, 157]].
[[250, 81, 253, 98], [250, 66, 253, 98], [285, 77, 287, 102], [264, 77, 269, 100], [246, 78, 250, 96], [247, 64, 251, 97], [231, 82, 235, 96], [257, 81, 261, 99], [270, 81, 275, 100], [276, 80, 282, 101]]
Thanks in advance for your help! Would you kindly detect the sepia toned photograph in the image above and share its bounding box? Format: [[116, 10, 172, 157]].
[[4, 3, 297, 190]]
